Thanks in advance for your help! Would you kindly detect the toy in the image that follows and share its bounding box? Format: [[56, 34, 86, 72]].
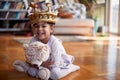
[[13, 41, 50, 80]]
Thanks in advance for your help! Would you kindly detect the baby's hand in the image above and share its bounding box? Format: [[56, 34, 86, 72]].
[[32, 64, 39, 69], [41, 60, 54, 69], [27, 62, 39, 69]]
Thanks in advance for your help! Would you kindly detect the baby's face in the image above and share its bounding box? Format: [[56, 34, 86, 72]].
[[31, 21, 54, 43]]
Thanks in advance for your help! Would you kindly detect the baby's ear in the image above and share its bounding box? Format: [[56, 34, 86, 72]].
[[23, 44, 29, 50]]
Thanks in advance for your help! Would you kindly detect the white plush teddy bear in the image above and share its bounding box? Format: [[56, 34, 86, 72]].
[[13, 41, 50, 80], [24, 41, 49, 67]]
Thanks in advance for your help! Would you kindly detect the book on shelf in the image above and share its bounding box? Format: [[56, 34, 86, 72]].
[[7, 12, 15, 18], [0, 2, 6, 9], [19, 12, 27, 19], [16, 2, 23, 9], [9, 2, 17, 9], [0, 1, 23, 10], [13, 22, 30, 30], [18, 22, 26, 29], [0, 2, 2, 9], [3, 2, 11, 9], [24, 21, 30, 30], [14, 12, 21, 19], [0, 0, 30, 31], [8, 12, 23, 19], [0, 12, 7, 18], [13, 23, 19, 28], [13, 22, 24, 29]]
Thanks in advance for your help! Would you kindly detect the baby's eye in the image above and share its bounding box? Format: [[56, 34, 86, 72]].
[[42, 25, 47, 28], [33, 23, 39, 28]]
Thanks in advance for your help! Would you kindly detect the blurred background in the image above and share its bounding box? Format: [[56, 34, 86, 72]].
[[0, 0, 120, 36]]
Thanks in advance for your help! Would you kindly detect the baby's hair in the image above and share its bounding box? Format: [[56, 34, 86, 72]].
[[47, 22, 55, 27], [31, 21, 55, 27]]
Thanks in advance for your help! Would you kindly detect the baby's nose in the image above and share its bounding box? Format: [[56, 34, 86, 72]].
[[38, 26, 43, 30]]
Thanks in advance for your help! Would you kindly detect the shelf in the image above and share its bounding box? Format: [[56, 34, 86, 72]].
[[0, 0, 30, 32], [0, 9, 27, 12], [0, 28, 30, 32], [0, 0, 23, 2], [0, 18, 29, 20]]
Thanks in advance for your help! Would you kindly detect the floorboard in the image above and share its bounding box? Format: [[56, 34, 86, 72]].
[[0, 34, 120, 80]]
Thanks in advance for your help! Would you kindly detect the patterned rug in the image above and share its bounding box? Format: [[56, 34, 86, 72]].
[[13, 35, 117, 44], [13, 36, 89, 44]]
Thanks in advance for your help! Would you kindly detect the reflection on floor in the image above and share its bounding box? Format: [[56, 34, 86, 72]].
[[0, 34, 120, 80]]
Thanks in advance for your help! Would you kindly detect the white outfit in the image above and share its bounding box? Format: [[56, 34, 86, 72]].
[[30, 35, 80, 79], [13, 35, 80, 80]]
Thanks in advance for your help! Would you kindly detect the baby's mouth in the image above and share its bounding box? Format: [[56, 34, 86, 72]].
[[37, 32, 44, 35]]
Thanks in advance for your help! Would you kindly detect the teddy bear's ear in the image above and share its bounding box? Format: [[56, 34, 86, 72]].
[[42, 44, 48, 51], [37, 46, 43, 51], [44, 45, 48, 51], [23, 44, 29, 50]]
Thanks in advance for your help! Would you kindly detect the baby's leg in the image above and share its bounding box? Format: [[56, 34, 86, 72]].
[[50, 64, 80, 80], [13, 60, 29, 72]]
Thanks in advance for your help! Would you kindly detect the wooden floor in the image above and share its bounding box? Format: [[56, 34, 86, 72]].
[[0, 34, 120, 80]]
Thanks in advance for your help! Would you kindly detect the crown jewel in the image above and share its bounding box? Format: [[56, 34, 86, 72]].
[[28, 1, 62, 24]]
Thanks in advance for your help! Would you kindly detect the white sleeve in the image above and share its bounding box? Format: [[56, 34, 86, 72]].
[[50, 40, 65, 68]]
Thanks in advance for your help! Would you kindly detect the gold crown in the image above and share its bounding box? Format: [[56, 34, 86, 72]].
[[28, 2, 61, 24]]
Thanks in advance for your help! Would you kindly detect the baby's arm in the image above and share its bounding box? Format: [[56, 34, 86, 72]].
[[41, 59, 54, 69], [49, 38, 80, 79], [50, 40, 63, 68]]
